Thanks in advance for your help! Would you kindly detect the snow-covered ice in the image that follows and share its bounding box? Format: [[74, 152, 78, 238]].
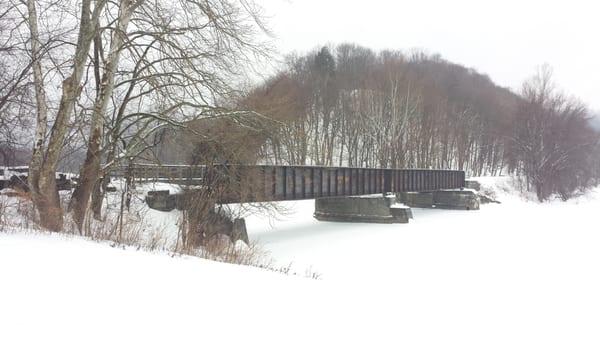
[[244, 178, 600, 336], [1, 177, 600, 336]]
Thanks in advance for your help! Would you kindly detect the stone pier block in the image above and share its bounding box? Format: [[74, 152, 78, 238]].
[[465, 180, 481, 191], [314, 195, 410, 223], [397, 191, 434, 208], [146, 190, 176, 211], [232, 219, 249, 244], [433, 190, 480, 210], [390, 204, 413, 223], [397, 189, 480, 210]]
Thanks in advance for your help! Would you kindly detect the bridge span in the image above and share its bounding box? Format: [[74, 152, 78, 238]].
[[114, 164, 465, 203]]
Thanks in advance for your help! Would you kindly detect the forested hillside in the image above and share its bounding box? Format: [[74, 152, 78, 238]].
[[243, 45, 600, 199], [244, 45, 519, 174]]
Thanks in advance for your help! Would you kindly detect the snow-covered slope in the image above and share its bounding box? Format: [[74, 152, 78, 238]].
[[2, 178, 600, 336], [0, 233, 351, 337]]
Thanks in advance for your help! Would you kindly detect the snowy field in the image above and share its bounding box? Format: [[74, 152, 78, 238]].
[[2, 177, 600, 336], [244, 178, 600, 336]]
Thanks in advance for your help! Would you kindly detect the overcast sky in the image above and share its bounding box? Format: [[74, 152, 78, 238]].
[[258, 0, 599, 112]]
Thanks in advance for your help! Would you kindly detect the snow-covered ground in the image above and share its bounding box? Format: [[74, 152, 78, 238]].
[[2, 177, 600, 336], [243, 177, 600, 335]]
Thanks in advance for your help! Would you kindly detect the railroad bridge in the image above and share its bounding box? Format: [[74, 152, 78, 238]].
[[116, 164, 467, 202], [116, 164, 479, 244]]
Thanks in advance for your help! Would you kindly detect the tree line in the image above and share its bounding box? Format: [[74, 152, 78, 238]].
[[243, 45, 600, 201]]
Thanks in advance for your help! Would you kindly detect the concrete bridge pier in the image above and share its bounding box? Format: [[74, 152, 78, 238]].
[[145, 190, 249, 245], [314, 194, 412, 223], [396, 189, 480, 210], [313, 188, 480, 224]]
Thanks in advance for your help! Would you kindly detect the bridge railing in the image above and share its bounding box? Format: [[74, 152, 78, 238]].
[[111, 164, 205, 184], [112, 164, 465, 203]]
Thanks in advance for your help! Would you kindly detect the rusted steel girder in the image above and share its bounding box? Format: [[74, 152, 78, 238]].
[[116, 164, 465, 204]]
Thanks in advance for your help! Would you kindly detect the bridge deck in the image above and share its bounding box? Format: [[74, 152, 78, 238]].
[[114, 164, 465, 203]]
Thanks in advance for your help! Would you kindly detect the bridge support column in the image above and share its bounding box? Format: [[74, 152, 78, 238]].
[[314, 194, 411, 223], [146, 190, 249, 245], [397, 189, 480, 210], [146, 190, 176, 211]]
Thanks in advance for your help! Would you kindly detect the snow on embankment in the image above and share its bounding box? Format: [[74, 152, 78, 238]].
[[0, 232, 387, 337]]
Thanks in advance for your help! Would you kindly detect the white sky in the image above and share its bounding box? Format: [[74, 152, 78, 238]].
[[258, 0, 599, 112]]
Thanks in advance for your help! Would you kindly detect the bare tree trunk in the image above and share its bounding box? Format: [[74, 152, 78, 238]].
[[26, 0, 108, 231], [25, 0, 50, 226], [69, 0, 139, 230]]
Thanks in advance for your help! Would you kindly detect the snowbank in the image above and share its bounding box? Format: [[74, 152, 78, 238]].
[[1, 232, 378, 337]]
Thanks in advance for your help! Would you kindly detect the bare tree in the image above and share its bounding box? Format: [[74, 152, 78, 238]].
[[25, 0, 108, 231], [69, 0, 142, 231], [16, 0, 272, 231], [66, 0, 272, 230], [512, 66, 598, 200]]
